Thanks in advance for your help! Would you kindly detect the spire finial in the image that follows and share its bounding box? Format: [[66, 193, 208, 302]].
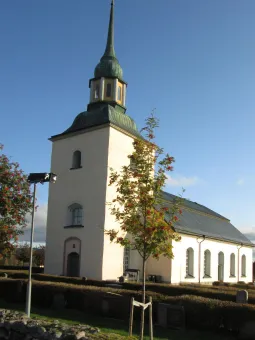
[[103, 0, 116, 58]]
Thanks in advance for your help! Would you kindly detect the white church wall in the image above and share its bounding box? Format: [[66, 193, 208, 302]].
[[45, 127, 110, 280], [146, 256, 172, 282], [102, 126, 135, 280], [170, 234, 253, 284]]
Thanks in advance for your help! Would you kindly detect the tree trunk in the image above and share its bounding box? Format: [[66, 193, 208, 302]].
[[140, 257, 146, 340]]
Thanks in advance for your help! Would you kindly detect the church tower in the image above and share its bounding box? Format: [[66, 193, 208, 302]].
[[44, 0, 140, 280]]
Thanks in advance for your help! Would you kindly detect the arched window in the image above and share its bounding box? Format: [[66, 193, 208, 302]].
[[69, 203, 83, 226], [241, 255, 246, 277], [118, 86, 122, 101], [123, 247, 130, 273], [94, 85, 99, 99], [186, 247, 194, 277], [204, 250, 211, 277], [106, 83, 111, 97], [230, 253, 235, 277], [218, 251, 224, 281], [72, 150, 81, 169]]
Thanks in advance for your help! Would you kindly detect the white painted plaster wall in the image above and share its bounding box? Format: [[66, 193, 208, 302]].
[[145, 233, 253, 284], [102, 126, 135, 280], [45, 127, 110, 280]]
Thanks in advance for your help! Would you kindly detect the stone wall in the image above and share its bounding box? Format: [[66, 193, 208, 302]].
[[0, 310, 99, 340]]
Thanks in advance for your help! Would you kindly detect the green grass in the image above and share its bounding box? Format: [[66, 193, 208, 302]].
[[0, 299, 236, 340]]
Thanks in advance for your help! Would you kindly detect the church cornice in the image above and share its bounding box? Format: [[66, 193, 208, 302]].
[[176, 230, 254, 248], [49, 120, 142, 143]]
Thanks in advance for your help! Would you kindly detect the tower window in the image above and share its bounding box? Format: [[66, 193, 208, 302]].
[[72, 207, 83, 225], [72, 150, 81, 169], [118, 86, 122, 101], [68, 203, 83, 227], [106, 83, 111, 97], [94, 85, 99, 99]]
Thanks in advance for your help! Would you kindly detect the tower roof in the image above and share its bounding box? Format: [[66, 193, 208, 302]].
[[94, 0, 123, 80]]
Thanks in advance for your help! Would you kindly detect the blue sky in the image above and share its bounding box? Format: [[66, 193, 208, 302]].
[[1, 0, 255, 243]]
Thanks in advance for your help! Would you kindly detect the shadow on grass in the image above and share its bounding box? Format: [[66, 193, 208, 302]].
[[0, 299, 235, 340]]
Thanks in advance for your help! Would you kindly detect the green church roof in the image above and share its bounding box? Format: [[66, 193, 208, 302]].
[[94, 0, 123, 80], [50, 104, 141, 140]]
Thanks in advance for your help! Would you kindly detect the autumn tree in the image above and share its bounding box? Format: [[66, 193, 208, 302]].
[[16, 242, 30, 265], [33, 245, 45, 267], [106, 114, 183, 339], [0, 144, 33, 261]]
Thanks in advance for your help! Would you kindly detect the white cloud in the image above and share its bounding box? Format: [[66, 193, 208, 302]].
[[166, 175, 201, 188], [19, 203, 48, 243], [237, 178, 245, 186]]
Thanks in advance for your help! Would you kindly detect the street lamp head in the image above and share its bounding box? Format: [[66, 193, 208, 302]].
[[27, 172, 57, 184], [51, 174, 57, 183]]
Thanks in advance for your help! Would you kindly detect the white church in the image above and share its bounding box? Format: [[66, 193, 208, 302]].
[[44, 1, 253, 284]]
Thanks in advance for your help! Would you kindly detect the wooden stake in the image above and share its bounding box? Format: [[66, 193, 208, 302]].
[[149, 296, 153, 340], [129, 297, 134, 336]]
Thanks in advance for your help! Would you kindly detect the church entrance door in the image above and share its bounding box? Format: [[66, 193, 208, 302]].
[[218, 252, 224, 281], [67, 252, 80, 277]]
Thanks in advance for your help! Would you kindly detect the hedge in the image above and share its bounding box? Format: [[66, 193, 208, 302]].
[[1, 278, 255, 333], [0, 266, 43, 273], [1, 270, 255, 306]]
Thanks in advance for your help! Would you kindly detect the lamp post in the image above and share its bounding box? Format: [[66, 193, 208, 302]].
[[26, 172, 57, 317]]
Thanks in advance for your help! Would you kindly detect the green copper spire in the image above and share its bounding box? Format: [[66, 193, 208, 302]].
[[103, 0, 115, 58], [94, 0, 123, 80]]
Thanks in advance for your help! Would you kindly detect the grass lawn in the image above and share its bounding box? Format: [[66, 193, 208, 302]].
[[0, 299, 235, 340]]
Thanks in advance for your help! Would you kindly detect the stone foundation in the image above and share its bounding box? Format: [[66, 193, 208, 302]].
[[0, 310, 99, 340]]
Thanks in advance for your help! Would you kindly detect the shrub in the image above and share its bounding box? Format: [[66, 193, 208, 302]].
[[0, 266, 43, 273], [0, 278, 26, 303], [1, 270, 255, 306], [122, 281, 255, 304], [1, 279, 255, 332], [1, 279, 255, 333]]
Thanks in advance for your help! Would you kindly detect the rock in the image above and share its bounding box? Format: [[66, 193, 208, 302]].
[[10, 322, 27, 334], [27, 325, 45, 337], [0, 309, 101, 340], [75, 331, 86, 340], [24, 334, 33, 340], [54, 331, 62, 339], [61, 334, 76, 340]]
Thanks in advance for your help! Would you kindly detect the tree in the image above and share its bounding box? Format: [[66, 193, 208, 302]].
[[33, 245, 45, 267], [106, 114, 183, 339], [0, 144, 33, 261], [16, 243, 30, 265]]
